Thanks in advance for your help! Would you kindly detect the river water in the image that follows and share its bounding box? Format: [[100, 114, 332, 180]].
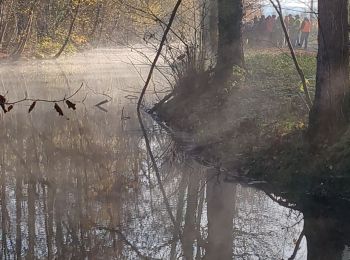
[[0, 48, 346, 259]]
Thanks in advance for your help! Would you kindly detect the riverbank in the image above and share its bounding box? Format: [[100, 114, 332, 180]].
[[153, 49, 350, 204]]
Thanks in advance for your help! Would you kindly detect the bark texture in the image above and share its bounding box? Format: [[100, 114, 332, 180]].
[[216, 0, 244, 75], [308, 0, 349, 141]]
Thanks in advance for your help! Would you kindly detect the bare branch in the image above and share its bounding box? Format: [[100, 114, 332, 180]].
[[270, 0, 313, 110], [136, 0, 183, 229], [4, 82, 84, 106]]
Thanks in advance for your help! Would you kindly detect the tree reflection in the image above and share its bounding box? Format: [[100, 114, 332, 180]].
[[205, 171, 236, 260], [0, 103, 145, 259], [302, 199, 350, 260], [0, 101, 321, 259]]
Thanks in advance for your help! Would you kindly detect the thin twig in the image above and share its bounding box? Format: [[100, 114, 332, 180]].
[[4, 82, 84, 105]]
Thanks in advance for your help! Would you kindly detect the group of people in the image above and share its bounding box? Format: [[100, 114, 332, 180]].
[[244, 14, 313, 50]]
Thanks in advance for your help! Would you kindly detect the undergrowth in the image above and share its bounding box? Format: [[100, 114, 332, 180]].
[[158, 50, 350, 200]]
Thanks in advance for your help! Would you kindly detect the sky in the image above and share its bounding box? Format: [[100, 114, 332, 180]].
[[263, 0, 317, 15]]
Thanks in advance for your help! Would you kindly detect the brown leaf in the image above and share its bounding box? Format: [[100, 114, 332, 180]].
[[54, 103, 64, 116], [28, 101, 36, 113], [0, 95, 7, 113], [66, 100, 76, 110], [7, 105, 13, 112]]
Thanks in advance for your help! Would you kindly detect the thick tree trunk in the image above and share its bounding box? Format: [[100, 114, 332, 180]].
[[308, 0, 349, 142], [216, 0, 244, 78], [202, 0, 218, 64]]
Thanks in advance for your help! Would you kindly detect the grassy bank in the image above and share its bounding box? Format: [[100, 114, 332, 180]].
[[156, 49, 350, 202]]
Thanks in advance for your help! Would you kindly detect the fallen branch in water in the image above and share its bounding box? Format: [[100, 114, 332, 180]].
[[136, 0, 183, 228]]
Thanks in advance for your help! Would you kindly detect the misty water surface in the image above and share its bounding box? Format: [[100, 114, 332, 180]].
[[0, 48, 310, 259]]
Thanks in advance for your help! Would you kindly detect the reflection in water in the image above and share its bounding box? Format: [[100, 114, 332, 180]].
[[302, 199, 350, 260], [205, 172, 235, 260], [0, 49, 347, 259]]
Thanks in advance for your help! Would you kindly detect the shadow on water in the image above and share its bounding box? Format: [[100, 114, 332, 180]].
[[0, 49, 349, 259]]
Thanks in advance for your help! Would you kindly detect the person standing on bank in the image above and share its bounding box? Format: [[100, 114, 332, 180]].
[[291, 15, 301, 47], [299, 17, 312, 49]]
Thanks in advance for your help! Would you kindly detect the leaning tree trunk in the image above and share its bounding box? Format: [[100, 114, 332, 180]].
[[215, 0, 244, 79], [308, 0, 349, 142], [54, 0, 81, 58]]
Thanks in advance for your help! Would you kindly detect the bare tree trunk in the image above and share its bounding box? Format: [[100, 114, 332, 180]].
[[216, 0, 244, 79], [36, 0, 50, 39], [208, 0, 218, 54], [310, 0, 314, 21], [0, 0, 5, 47], [11, 4, 34, 59], [89, 2, 102, 40], [308, 0, 349, 142], [202, 0, 218, 68], [54, 0, 81, 58]]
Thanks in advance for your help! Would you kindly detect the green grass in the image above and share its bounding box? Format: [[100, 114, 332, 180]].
[[245, 50, 317, 98], [242, 51, 350, 200]]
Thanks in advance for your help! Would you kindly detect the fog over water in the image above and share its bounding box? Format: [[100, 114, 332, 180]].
[[0, 48, 306, 259]]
